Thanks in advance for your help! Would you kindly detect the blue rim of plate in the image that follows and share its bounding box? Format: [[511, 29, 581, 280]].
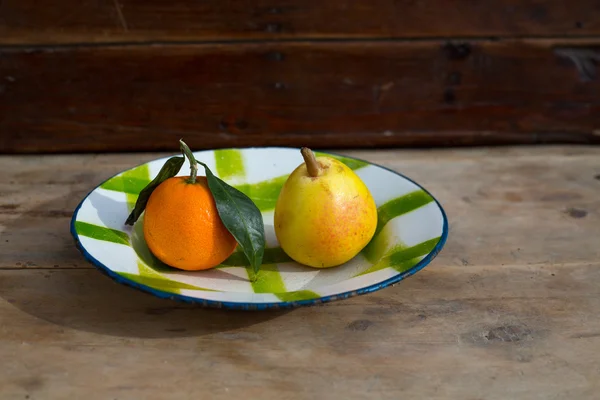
[[70, 147, 448, 310]]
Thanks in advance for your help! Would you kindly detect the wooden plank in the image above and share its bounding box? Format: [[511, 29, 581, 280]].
[[0, 154, 153, 269], [0, 261, 599, 398], [1, 40, 600, 153], [2, 147, 600, 398], [1, 0, 600, 45]]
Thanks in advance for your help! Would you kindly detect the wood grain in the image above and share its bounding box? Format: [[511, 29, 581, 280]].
[[0, 153, 152, 269], [1, 0, 599, 44], [1, 146, 600, 399], [1, 265, 600, 399], [2, 40, 600, 153]]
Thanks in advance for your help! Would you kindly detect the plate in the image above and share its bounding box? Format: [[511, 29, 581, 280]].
[[71, 147, 448, 309]]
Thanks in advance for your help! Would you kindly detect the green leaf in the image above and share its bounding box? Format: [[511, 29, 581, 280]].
[[124, 156, 185, 225], [203, 165, 265, 275], [178, 140, 265, 275]]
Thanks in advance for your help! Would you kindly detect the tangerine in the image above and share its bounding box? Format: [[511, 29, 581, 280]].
[[143, 175, 238, 270]]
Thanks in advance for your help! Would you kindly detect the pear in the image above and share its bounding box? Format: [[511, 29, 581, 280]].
[[274, 147, 378, 268]]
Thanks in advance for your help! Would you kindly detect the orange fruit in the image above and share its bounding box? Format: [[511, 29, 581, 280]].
[[143, 176, 237, 270]]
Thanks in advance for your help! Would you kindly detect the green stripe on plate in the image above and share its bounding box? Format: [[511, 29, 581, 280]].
[[138, 260, 167, 279], [215, 149, 245, 180], [234, 175, 288, 212], [100, 164, 151, 195], [357, 237, 440, 276], [101, 176, 150, 195], [75, 221, 130, 246], [137, 261, 218, 292], [362, 190, 434, 262], [392, 257, 422, 274], [362, 230, 394, 264], [243, 259, 319, 301], [357, 256, 418, 277], [374, 190, 434, 237], [389, 237, 440, 266], [275, 290, 320, 302], [246, 264, 286, 293], [101, 164, 151, 210]]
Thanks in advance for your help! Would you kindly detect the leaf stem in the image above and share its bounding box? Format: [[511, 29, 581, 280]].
[[179, 139, 198, 183], [301, 147, 320, 177]]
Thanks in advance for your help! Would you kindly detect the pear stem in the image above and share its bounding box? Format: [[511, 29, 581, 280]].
[[301, 147, 320, 177], [179, 139, 198, 184]]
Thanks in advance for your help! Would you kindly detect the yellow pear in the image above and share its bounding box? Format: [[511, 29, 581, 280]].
[[274, 148, 378, 268]]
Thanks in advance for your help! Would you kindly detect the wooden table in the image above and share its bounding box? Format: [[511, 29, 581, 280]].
[[1, 146, 599, 399]]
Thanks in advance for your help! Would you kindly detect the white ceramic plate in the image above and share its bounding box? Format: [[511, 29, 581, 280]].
[[71, 148, 447, 309]]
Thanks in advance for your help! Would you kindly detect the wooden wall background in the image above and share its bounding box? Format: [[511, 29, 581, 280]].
[[1, 0, 600, 153]]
